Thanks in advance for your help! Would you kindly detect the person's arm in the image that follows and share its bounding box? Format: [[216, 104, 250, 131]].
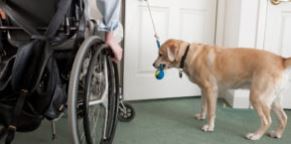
[[96, 0, 120, 32], [104, 31, 123, 62], [96, 0, 123, 62]]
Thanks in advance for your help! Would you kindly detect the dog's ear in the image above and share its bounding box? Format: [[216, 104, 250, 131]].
[[167, 44, 177, 62]]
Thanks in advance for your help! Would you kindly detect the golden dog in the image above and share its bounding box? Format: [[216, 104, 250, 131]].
[[153, 39, 289, 140]]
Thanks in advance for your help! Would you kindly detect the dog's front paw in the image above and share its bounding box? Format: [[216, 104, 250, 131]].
[[267, 130, 282, 139], [245, 133, 262, 140], [194, 113, 206, 120], [201, 124, 214, 132]]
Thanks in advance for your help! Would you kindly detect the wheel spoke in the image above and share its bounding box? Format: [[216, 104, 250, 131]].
[[88, 91, 107, 106], [90, 105, 103, 144], [103, 107, 109, 139], [88, 98, 103, 106], [88, 58, 109, 107]]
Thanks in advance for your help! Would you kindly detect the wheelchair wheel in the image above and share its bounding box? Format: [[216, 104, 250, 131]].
[[83, 42, 119, 144], [118, 103, 135, 122], [68, 36, 119, 144]]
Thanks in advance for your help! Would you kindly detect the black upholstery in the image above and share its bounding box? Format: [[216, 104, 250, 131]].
[[2, 0, 82, 48], [8, 0, 58, 27]]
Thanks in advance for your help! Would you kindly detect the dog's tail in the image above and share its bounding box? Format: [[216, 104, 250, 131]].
[[284, 57, 291, 68]]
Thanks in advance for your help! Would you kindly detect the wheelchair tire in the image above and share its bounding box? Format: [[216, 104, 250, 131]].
[[100, 57, 119, 144], [68, 36, 119, 144]]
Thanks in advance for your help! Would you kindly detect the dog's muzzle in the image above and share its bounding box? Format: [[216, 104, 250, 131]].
[[153, 63, 165, 69]]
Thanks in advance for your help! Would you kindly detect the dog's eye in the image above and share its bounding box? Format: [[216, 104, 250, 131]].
[[159, 53, 162, 57]]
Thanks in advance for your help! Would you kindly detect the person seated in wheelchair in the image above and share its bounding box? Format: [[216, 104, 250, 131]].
[[0, 0, 123, 144]]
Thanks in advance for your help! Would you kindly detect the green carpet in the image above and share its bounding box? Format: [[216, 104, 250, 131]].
[[2, 97, 291, 144], [114, 98, 291, 144]]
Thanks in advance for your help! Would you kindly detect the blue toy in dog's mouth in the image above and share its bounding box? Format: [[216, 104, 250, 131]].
[[155, 65, 165, 80]]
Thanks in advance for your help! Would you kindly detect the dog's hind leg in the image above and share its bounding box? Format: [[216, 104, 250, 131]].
[[246, 83, 274, 140], [268, 96, 287, 139]]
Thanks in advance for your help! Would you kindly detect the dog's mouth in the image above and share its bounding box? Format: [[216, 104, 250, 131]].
[[155, 63, 173, 70], [153, 61, 167, 69], [158, 64, 166, 69], [153, 56, 175, 69]]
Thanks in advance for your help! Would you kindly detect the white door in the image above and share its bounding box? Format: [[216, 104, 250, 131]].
[[123, 0, 217, 100], [264, 0, 291, 109]]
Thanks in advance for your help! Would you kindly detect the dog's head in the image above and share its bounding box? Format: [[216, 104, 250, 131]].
[[153, 39, 187, 69]]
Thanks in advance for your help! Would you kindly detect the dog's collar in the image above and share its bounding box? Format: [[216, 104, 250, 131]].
[[179, 44, 190, 69]]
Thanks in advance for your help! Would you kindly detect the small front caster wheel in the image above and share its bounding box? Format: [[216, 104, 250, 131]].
[[118, 103, 135, 122]]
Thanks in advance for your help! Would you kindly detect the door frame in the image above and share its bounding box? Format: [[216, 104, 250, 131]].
[[215, 0, 268, 48]]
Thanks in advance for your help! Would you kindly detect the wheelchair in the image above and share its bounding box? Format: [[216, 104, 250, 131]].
[[0, 0, 119, 144]]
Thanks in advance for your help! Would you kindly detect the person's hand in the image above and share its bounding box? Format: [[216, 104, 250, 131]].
[[0, 9, 6, 19], [105, 32, 123, 62]]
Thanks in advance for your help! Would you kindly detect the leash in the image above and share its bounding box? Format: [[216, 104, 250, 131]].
[[144, 0, 164, 80]]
